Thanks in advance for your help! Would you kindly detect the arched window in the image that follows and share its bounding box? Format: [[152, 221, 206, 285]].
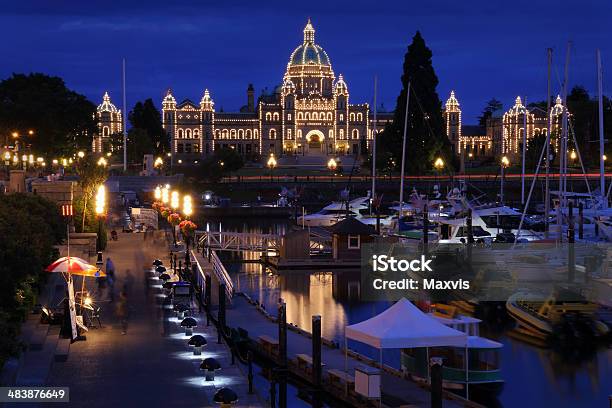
[[215, 130, 220, 138], [329, 130, 333, 139], [339, 129, 344, 139], [222, 129, 228, 139], [238, 129, 244, 138], [186, 129, 192, 138], [312, 112, 318, 120], [265, 112, 272, 121], [297, 130, 302, 139], [269, 129, 276, 139], [340, 114, 344, 122], [352, 129, 359, 139], [102, 126, 109, 136], [230, 129, 236, 139], [287, 129, 292, 139], [178, 129, 184, 138], [357, 113, 363, 121], [273, 112, 279, 121], [254, 130, 259, 138], [305, 112, 310, 120], [350, 113, 355, 121], [298, 112, 303, 120], [193, 129, 199, 138], [246, 129, 252, 139], [327, 112, 332, 121], [287, 114, 292, 121]]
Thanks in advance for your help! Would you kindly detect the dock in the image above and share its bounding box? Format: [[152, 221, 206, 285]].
[[192, 249, 480, 408]]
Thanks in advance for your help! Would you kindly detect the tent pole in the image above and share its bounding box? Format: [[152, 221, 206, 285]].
[[465, 345, 469, 400], [344, 331, 348, 397], [426, 347, 430, 384], [379, 348, 383, 408]]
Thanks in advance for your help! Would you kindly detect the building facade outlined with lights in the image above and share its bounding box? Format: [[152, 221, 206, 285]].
[[159, 20, 393, 164], [443, 91, 566, 161]]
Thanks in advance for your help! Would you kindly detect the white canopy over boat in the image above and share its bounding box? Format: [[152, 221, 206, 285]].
[[345, 298, 467, 349]]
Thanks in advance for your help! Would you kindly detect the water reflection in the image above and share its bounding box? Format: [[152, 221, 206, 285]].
[[209, 219, 612, 408]]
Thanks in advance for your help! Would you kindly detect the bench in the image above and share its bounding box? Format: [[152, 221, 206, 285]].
[[258, 335, 279, 355], [54, 338, 71, 362], [327, 368, 355, 389]]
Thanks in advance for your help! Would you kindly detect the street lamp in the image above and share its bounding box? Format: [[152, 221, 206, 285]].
[[154, 157, 163, 169], [21, 154, 27, 170], [97, 157, 108, 167], [161, 185, 170, 204], [183, 195, 193, 218], [267, 153, 277, 181], [500, 156, 510, 205], [170, 191, 180, 210], [434, 157, 444, 170], [95, 184, 106, 251], [77, 151, 85, 159], [154, 186, 162, 201]]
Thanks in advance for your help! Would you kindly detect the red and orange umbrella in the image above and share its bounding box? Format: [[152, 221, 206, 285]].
[[46, 257, 106, 277]]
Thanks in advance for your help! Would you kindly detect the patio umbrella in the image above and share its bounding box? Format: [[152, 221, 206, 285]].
[[153, 259, 164, 266], [159, 273, 171, 281], [155, 265, 167, 274], [46, 257, 105, 277], [213, 388, 238, 405]]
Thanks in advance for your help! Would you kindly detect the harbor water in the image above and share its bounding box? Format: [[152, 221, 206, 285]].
[[205, 219, 612, 408]]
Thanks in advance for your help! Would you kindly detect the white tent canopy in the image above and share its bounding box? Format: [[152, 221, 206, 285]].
[[345, 298, 467, 349]]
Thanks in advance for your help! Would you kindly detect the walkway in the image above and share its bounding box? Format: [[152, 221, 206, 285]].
[[6, 232, 261, 408], [219, 295, 468, 408]]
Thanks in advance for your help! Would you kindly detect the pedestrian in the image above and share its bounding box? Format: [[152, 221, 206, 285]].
[[116, 290, 129, 335], [105, 257, 115, 278]]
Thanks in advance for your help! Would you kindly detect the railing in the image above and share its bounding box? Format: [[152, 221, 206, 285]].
[[192, 248, 234, 304], [196, 230, 282, 253]]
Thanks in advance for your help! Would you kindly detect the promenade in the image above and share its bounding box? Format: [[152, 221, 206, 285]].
[[5, 232, 261, 408]]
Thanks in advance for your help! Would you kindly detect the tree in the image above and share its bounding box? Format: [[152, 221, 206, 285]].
[[478, 99, 503, 127], [186, 147, 244, 183], [75, 156, 108, 231], [0, 73, 96, 157], [127, 128, 155, 163], [378, 31, 451, 174], [128, 99, 167, 154]]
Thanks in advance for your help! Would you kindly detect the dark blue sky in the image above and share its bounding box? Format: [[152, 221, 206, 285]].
[[1, 1, 611, 123]]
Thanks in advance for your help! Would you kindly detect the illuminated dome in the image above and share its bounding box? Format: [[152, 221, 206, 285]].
[[285, 19, 335, 98], [288, 20, 331, 67], [334, 74, 348, 95], [97, 92, 119, 113]]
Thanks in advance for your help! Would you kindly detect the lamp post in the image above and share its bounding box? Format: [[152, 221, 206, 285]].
[[434, 157, 444, 193], [267, 153, 277, 182], [97, 157, 108, 167], [154, 185, 162, 201], [500, 156, 510, 206], [161, 185, 170, 205], [327, 158, 337, 182], [95, 184, 106, 251], [21, 154, 27, 170], [154, 157, 163, 174], [4, 151, 10, 177]]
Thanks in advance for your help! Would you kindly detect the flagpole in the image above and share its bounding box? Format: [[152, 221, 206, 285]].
[[371, 76, 378, 214]]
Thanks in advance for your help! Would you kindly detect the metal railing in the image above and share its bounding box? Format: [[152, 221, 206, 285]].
[[196, 230, 282, 253], [192, 248, 234, 304]]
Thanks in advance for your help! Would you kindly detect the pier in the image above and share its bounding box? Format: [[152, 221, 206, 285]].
[[191, 250, 482, 408]]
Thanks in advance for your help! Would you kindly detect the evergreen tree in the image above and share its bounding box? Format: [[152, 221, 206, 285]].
[[379, 31, 450, 174], [128, 99, 167, 154], [478, 98, 503, 127]]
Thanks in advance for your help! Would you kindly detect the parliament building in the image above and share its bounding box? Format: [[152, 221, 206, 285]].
[[158, 20, 392, 164]]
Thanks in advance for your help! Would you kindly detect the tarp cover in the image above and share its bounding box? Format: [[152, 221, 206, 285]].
[[345, 298, 467, 349]]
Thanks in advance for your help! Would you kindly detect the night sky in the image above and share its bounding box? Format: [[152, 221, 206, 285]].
[[2, 1, 611, 124]]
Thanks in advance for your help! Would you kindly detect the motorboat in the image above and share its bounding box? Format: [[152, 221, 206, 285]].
[[298, 196, 394, 227]]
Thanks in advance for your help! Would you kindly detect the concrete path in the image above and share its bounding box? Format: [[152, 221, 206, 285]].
[[9, 232, 263, 408]]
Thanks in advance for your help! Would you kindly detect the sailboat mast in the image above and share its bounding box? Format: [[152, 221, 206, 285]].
[[597, 49, 606, 209], [559, 42, 571, 237], [398, 81, 411, 225], [521, 96, 527, 205], [122, 58, 127, 172], [545, 48, 552, 238], [371, 76, 378, 213]]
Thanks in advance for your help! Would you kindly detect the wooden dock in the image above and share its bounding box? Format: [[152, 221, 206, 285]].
[[215, 294, 481, 408]]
